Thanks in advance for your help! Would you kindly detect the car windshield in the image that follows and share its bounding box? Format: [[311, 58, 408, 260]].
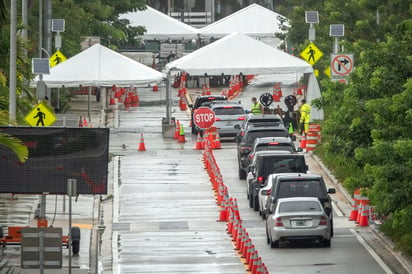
[[214, 107, 244, 115], [262, 157, 306, 176], [279, 201, 322, 213], [245, 130, 288, 144], [278, 180, 327, 198]]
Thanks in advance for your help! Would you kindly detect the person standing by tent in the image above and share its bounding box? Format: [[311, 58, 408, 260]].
[[251, 97, 263, 114], [299, 99, 311, 134]]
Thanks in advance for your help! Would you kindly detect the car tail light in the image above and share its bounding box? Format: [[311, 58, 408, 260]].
[[238, 117, 246, 120], [319, 216, 328, 226], [267, 189, 271, 195], [257, 176, 264, 184], [274, 217, 283, 227], [215, 117, 221, 121]]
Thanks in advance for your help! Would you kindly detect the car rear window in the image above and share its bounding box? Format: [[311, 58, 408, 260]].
[[245, 130, 289, 144], [262, 157, 306, 176], [279, 201, 322, 213], [278, 180, 327, 198], [256, 146, 294, 153], [214, 107, 245, 115]]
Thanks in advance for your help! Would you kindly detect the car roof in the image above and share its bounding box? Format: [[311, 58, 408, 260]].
[[277, 197, 323, 203], [254, 150, 294, 157], [254, 136, 293, 144], [210, 102, 244, 109], [275, 173, 322, 180], [245, 125, 286, 132], [246, 114, 282, 120]]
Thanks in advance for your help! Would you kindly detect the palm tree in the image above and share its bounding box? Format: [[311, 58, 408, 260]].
[[0, 111, 28, 163], [0, 0, 6, 25]]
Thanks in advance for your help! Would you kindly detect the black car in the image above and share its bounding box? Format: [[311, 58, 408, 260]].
[[246, 136, 303, 167], [189, 95, 227, 134], [263, 173, 336, 236], [246, 152, 308, 211], [234, 125, 291, 179]]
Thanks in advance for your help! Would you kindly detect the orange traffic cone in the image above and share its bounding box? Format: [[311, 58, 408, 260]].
[[174, 120, 180, 139], [138, 133, 146, 151], [214, 132, 222, 149], [152, 85, 159, 91], [358, 200, 370, 227], [299, 133, 306, 149], [179, 97, 187, 111], [178, 124, 186, 143], [83, 118, 88, 127], [193, 132, 203, 150], [78, 116, 83, 127]]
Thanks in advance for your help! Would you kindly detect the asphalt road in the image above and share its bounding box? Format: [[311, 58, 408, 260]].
[[106, 83, 410, 273]]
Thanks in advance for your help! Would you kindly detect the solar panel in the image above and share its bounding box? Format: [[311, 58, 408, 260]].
[[330, 24, 345, 37], [32, 58, 50, 74], [51, 19, 65, 32], [305, 11, 319, 24]]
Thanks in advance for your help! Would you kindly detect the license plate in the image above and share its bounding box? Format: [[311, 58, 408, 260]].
[[294, 220, 306, 226]]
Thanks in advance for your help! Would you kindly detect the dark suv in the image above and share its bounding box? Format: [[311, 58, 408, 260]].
[[246, 151, 308, 211], [246, 137, 303, 167], [234, 125, 291, 179], [264, 173, 336, 235], [189, 95, 227, 134]]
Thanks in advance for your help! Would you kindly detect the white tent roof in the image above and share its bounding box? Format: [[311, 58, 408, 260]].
[[199, 4, 287, 38], [33, 44, 164, 88], [165, 32, 323, 120], [166, 32, 313, 76], [120, 6, 199, 40]]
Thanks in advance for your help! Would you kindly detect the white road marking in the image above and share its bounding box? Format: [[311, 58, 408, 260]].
[[350, 228, 394, 274]]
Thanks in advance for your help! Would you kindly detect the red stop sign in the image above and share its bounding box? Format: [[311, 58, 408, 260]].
[[193, 107, 216, 129]]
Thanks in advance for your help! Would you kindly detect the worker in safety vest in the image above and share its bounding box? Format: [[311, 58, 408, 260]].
[[299, 99, 311, 134], [251, 97, 263, 114]]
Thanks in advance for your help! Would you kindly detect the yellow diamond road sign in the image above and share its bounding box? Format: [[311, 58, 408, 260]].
[[50, 50, 67, 67], [300, 42, 323, 65], [24, 101, 57, 127]]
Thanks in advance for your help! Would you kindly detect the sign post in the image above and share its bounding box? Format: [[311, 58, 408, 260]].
[[193, 107, 215, 129]]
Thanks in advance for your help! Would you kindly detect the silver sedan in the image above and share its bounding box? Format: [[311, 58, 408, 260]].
[[265, 197, 331, 248]]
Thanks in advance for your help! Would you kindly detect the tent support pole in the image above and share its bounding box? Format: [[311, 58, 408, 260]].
[[166, 74, 171, 124]]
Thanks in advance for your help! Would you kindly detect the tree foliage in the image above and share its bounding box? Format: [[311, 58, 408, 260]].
[[277, 0, 412, 255]]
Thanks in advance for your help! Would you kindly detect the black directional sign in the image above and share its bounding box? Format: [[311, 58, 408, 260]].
[[331, 54, 354, 76], [260, 93, 273, 107]]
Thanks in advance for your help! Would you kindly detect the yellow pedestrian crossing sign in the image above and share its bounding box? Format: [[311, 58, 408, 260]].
[[24, 101, 57, 127], [324, 66, 331, 78], [50, 50, 67, 67], [300, 43, 323, 65]]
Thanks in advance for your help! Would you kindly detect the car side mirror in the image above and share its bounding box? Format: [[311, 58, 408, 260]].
[[245, 110, 250, 114], [324, 207, 332, 215], [328, 188, 336, 194]]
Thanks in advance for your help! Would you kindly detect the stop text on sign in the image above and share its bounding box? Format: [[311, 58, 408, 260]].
[[193, 107, 215, 129]]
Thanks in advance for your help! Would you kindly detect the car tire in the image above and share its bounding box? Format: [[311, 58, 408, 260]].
[[238, 168, 246, 180], [323, 238, 331, 248], [253, 196, 259, 211], [265, 226, 270, 245], [72, 240, 80, 255], [330, 220, 334, 237], [249, 194, 253, 208], [270, 237, 279, 248]]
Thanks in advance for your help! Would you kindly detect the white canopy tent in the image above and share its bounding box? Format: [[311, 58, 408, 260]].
[[166, 33, 323, 120], [199, 4, 287, 47], [119, 5, 199, 40], [32, 44, 164, 88]]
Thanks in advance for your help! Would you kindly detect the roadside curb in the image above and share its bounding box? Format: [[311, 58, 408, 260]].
[[309, 152, 412, 273]]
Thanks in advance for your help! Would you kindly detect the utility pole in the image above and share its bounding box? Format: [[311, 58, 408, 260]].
[[38, 0, 43, 57], [9, 0, 17, 124]]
